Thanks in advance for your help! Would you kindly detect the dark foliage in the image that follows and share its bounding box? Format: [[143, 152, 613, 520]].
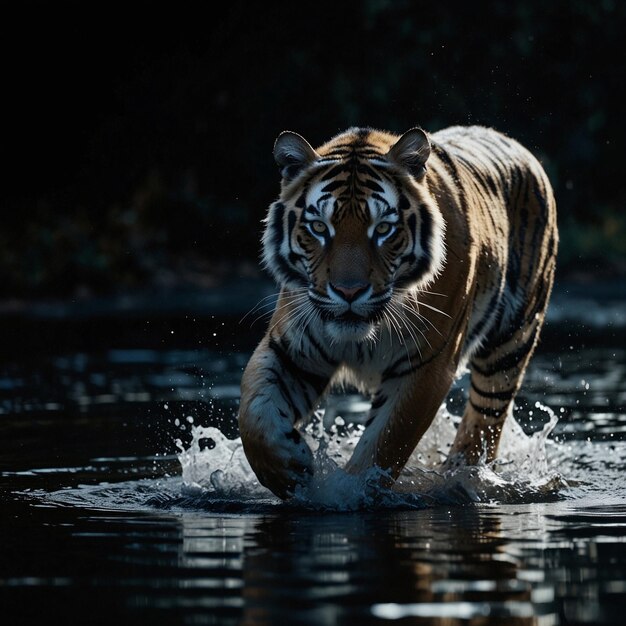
[[2, 0, 624, 296]]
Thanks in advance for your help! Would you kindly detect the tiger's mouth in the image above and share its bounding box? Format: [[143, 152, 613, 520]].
[[335, 309, 387, 326], [313, 303, 386, 323], [323, 311, 380, 342], [308, 288, 391, 328], [336, 311, 366, 323]]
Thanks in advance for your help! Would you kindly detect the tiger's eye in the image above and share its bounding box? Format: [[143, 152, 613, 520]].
[[375, 222, 392, 235], [312, 221, 327, 234]]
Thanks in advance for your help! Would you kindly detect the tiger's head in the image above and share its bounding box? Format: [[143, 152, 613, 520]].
[[262, 127, 446, 342]]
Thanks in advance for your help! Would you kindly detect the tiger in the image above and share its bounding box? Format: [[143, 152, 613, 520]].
[[238, 124, 558, 499]]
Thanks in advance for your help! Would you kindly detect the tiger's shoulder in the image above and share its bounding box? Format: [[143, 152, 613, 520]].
[[430, 125, 548, 179]]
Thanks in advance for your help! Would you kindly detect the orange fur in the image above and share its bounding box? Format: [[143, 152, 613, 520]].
[[239, 125, 557, 498]]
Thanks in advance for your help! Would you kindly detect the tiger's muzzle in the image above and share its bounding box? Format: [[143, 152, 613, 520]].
[[308, 284, 392, 340]]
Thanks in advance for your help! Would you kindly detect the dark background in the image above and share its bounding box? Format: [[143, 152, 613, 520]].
[[2, 0, 624, 298]]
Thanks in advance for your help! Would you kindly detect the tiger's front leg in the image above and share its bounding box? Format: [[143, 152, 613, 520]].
[[345, 349, 461, 481], [238, 336, 330, 499]]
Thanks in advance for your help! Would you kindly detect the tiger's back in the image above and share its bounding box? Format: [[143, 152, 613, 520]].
[[429, 125, 557, 364]]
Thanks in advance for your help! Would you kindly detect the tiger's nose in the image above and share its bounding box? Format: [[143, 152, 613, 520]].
[[329, 281, 371, 303]]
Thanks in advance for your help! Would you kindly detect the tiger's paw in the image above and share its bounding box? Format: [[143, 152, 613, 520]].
[[241, 425, 314, 499]]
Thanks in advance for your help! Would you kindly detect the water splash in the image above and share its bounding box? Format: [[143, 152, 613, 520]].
[[176, 402, 565, 511], [177, 427, 265, 498]]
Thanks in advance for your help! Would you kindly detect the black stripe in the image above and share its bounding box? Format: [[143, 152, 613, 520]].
[[395, 205, 433, 289], [467, 134, 507, 179], [321, 164, 348, 180], [506, 249, 521, 293], [356, 163, 383, 180], [483, 174, 500, 196], [282, 210, 308, 283], [267, 366, 301, 421], [287, 210, 297, 238], [465, 290, 501, 345], [497, 222, 555, 353], [432, 142, 462, 185], [399, 252, 416, 266], [495, 134, 513, 149], [375, 166, 397, 186], [504, 162, 519, 205], [472, 328, 538, 377], [456, 154, 494, 197], [418, 204, 433, 263], [473, 136, 510, 181], [277, 340, 319, 408], [288, 251, 304, 265], [270, 203, 307, 286], [303, 326, 338, 366], [364, 179, 384, 193], [478, 275, 547, 355], [308, 253, 324, 274], [326, 142, 354, 150], [353, 149, 384, 159], [519, 172, 531, 244], [370, 192, 390, 205], [321, 180, 346, 193], [271, 202, 285, 249], [470, 381, 514, 401], [469, 400, 506, 419], [269, 337, 328, 394], [506, 167, 528, 294], [382, 347, 423, 380], [527, 185, 548, 260], [382, 350, 430, 381]]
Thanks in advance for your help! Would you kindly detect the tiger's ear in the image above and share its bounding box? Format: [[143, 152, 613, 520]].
[[386, 128, 431, 179], [273, 131, 320, 181]]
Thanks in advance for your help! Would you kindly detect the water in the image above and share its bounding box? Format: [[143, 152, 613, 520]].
[[1, 286, 625, 625]]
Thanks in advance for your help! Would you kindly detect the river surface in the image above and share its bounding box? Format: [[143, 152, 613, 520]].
[[1, 283, 625, 625]]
